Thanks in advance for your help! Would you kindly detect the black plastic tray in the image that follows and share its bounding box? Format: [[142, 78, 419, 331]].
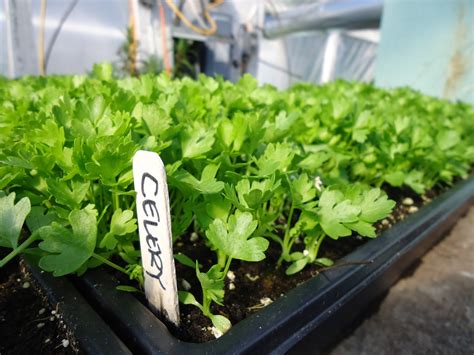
[[69, 176, 474, 354], [25, 260, 132, 354]]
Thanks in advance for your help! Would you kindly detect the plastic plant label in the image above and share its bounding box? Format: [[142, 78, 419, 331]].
[[132, 150, 179, 326]]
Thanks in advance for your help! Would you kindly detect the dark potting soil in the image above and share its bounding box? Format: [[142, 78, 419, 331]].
[[0, 254, 79, 354]]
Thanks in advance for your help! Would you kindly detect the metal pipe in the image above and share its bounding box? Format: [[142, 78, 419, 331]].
[[263, 0, 383, 39]]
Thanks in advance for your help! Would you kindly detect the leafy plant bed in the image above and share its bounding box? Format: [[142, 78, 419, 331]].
[[1, 67, 473, 351], [68, 176, 473, 353]]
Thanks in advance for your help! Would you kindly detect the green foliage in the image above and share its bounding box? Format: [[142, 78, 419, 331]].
[[255, 143, 295, 176], [100, 208, 137, 250], [93, 62, 113, 81], [0, 192, 30, 248], [178, 263, 231, 334], [39, 206, 97, 276], [318, 190, 360, 239], [174, 164, 224, 194], [0, 71, 472, 333], [206, 211, 268, 262]]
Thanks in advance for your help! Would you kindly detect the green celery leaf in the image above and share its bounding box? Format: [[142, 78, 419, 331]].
[[352, 111, 372, 143], [196, 264, 225, 304], [116, 285, 142, 293], [174, 164, 224, 194], [0, 167, 21, 190], [93, 62, 113, 81], [141, 104, 172, 137], [294, 210, 319, 232], [33, 119, 65, 148], [47, 179, 90, 209], [314, 257, 333, 266], [178, 290, 202, 308], [26, 206, 59, 232], [384, 171, 405, 187], [205, 195, 231, 221], [394, 116, 410, 134], [217, 118, 235, 148], [290, 173, 317, 206], [109, 209, 136, 236], [437, 130, 460, 150], [385, 170, 426, 193], [275, 111, 299, 133], [405, 170, 426, 194], [0, 192, 31, 248], [100, 209, 136, 249], [347, 187, 395, 223], [210, 314, 232, 334], [174, 252, 196, 268], [286, 258, 309, 275], [234, 176, 280, 210], [318, 190, 360, 239], [339, 186, 395, 237], [255, 143, 294, 176], [206, 212, 268, 262], [39, 206, 97, 276], [231, 113, 248, 151], [243, 189, 263, 209], [345, 220, 376, 237], [84, 135, 137, 185], [181, 125, 215, 159]]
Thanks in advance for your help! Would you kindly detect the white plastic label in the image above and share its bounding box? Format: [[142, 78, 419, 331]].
[[132, 150, 179, 325]]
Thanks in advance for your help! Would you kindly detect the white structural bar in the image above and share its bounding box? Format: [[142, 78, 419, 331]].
[[3, 0, 38, 77], [320, 30, 341, 83]]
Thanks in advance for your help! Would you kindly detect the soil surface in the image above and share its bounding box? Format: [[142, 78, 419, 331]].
[[0, 255, 79, 354]]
